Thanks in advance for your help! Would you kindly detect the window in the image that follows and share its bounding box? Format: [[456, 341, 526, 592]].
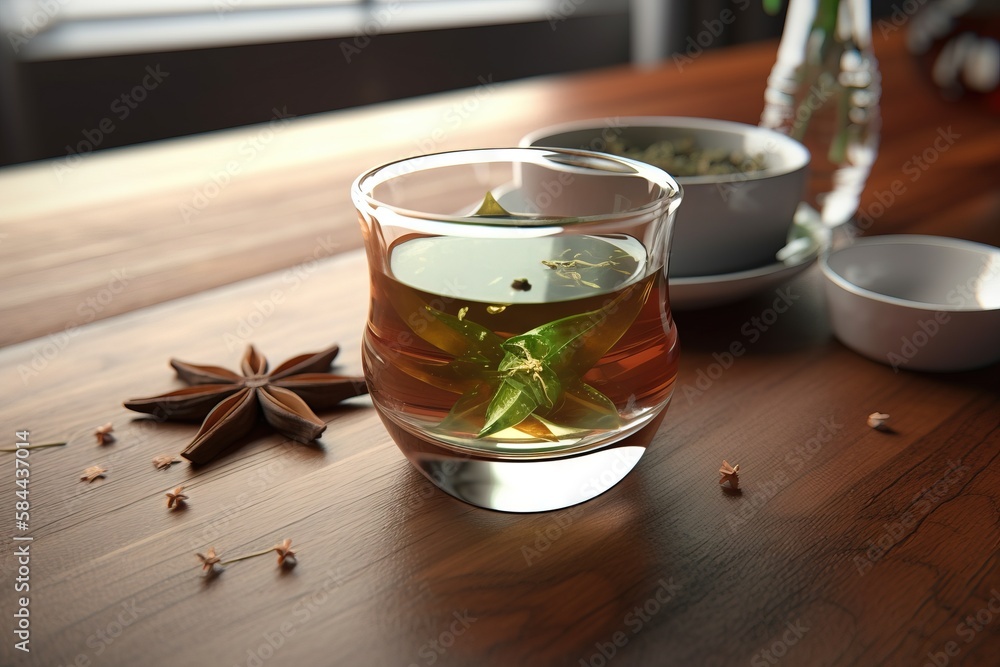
[[3, 0, 626, 61]]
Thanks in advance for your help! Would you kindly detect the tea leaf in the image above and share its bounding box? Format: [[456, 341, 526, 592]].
[[437, 383, 494, 434], [479, 379, 540, 438], [542, 381, 621, 431], [478, 349, 563, 437], [472, 191, 513, 217], [388, 286, 504, 364], [497, 350, 562, 410], [513, 416, 559, 441], [390, 355, 496, 395], [423, 306, 506, 364], [503, 279, 651, 376], [471, 279, 648, 436]]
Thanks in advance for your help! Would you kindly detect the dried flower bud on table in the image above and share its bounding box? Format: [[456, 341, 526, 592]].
[[152, 455, 181, 470], [273, 538, 296, 567], [197, 547, 221, 572], [80, 465, 107, 482], [94, 422, 115, 445], [867, 412, 890, 429], [165, 486, 188, 509], [719, 460, 741, 491]]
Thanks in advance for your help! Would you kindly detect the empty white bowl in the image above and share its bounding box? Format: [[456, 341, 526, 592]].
[[521, 117, 810, 277], [821, 235, 1000, 372]]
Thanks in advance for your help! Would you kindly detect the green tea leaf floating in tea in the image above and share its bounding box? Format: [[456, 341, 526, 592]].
[[502, 280, 649, 379], [474, 283, 646, 437], [479, 373, 545, 437], [385, 275, 647, 438], [540, 381, 621, 432], [381, 278, 505, 367], [477, 343, 563, 437]]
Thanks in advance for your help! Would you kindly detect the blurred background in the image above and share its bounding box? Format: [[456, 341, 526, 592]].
[[0, 0, 905, 168]]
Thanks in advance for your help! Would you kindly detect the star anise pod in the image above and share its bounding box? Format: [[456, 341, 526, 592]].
[[124, 344, 368, 465]]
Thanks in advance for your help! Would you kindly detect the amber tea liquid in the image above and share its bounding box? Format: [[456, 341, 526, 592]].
[[363, 233, 679, 460]]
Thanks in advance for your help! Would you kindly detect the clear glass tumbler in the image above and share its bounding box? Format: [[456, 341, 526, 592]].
[[352, 148, 682, 512]]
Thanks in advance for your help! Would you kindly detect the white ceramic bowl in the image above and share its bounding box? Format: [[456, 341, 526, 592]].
[[521, 117, 810, 277], [820, 235, 1000, 372]]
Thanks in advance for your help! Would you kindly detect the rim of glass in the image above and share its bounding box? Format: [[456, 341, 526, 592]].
[[351, 147, 682, 227]]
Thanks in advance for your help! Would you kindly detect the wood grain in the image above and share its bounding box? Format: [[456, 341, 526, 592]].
[[3, 31, 997, 348], [1, 30, 999, 667]]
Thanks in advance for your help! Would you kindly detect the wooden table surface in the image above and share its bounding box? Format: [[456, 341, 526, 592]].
[[2, 30, 999, 667]]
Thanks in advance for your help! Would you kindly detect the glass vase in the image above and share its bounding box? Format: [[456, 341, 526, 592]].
[[761, 0, 881, 228]]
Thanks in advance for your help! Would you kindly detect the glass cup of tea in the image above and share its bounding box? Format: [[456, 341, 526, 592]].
[[352, 148, 682, 512]]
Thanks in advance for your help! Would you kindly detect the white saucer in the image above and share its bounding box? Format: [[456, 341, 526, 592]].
[[669, 218, 825, 310]]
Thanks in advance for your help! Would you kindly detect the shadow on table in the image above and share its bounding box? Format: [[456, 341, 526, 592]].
[[670, 270, 832, 358], [373, 463, 679, 665]]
